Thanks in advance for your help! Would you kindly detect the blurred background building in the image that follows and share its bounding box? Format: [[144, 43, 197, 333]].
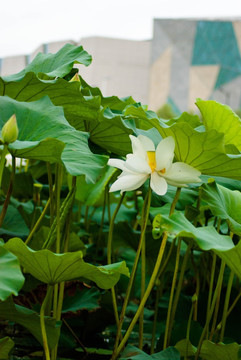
[[1, 18, 241, 115]]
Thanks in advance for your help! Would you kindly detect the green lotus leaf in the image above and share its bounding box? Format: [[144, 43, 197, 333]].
[[201, 181, 241, 235], [196, 99, 241, 150], [0, 297, 60, 349], [120, 344, 180, 359], [62, 287, 100, 313], [0, 337, 15, 359], [200, 340, 240, 360], [2, 43, 92, 82], [0, 72, 133, 156], [152, 207, 241, 279], [0, 245, 25, 301], [133, 106, 241, 180], [0, 96, 107, 182], [175, 339, 240, 360], [4, 238, 129, 288]]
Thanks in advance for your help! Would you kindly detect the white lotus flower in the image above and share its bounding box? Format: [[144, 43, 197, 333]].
[[108, 135, 201, 195]]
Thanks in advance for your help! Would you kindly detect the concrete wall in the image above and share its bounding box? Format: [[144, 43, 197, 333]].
[[0, 37, 151, 105]]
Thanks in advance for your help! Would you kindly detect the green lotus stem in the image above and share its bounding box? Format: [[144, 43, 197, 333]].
[[193, 188, 202, 226], [96, 186, 107, 256], [24, 159, 29, 172], [150, 285, 162, 354], [0, 144, 8, 189], [46, 162, 54, 226], [150, 240, 176, 354], [107, 192, 125, 328], [40, 285, 53, 360], [157, 238, 176, 279], [219, 270, 234, 342], [169, 187, 181, 216], [185, 296, 195, 360], [107, 192, 125, 265], [112, 187, 151, 358], [55, 163, 62, 254], [209, 259, 225, 340], [114, 231, 168, 359], [163, 236, 182, 349], [195, 260, 225, 360], [216, 289, 241, 333], [25, 198, 50, 246], [0, 155, 15, 228], [190, 251, 200, 321], [168, 240, 192, 342], [206, 252, 217, 338], [139, 234, 146, 349]]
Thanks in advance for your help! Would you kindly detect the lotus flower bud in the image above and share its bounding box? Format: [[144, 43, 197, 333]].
[[1, 114, 19, 144], [69, 73, 80, 82]]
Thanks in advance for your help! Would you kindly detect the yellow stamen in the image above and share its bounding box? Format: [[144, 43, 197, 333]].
[[160, 168, 166, 174], [147, 151, 156, 172]]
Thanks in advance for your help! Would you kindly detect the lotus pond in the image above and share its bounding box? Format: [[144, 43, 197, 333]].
[[0, 44, 241, 360]]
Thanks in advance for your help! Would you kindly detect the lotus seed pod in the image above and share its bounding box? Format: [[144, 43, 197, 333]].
[[1, 114, 19, 144]]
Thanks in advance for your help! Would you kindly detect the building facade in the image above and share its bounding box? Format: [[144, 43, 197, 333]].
[[149, 18, 241, 113], [1, 18, 241, 114]]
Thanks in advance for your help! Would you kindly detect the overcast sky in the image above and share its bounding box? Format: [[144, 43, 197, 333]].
[[1, 0, 241, 57]]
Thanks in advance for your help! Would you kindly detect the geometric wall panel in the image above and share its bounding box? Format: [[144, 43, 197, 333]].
[[149, 46, 172, 111], [188, 65, 220, 109]]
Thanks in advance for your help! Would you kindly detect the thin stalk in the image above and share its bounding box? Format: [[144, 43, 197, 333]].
[[114, 232, 168, 359], [84, 206, 89, 231], [184, 296, 195, 360], [96, 186, 107, 256], [24, 159, 29, 172], [216, 290, 241, 332], [193, 188, 202, 226], [139, 235, 146, 349], [63, 318, 87, 353], [195, 260, 225, 360], [163, 237, 182, 349], [107, 189, 111, 223], [219, 270, 234, 342], [25, 198, 50, 246], [168, 241, 192, 340], [107, 193, 125, 265], [150, 241, 176, 354], [55, 164, 62, 254], [40, 285, 53, 360], [169, 187, 181, 216], [150, 285, 162, 354], [112, 188, 151, 357], [0, 155, 15, 227], [209, 260, 225, 340], [206, 253, 217, 338], [157, 238, 176, 279], [107, 193, 125, 328], [46, 162, 54, 226], [0, 145, 8, 189], [191, 251, 200, 321], [52, 163, 62, 359]]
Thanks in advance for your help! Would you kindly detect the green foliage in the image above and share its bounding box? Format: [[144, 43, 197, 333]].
[[5, 238, 129, 288], [2, 43, 92, 81], [1, 42, 241, 359], [201, 181, 241, 235], [120, 345, 180, 359], [0, 297, 60, 349], [0, 337, 14, 359], [196, 98, 241, 150], [0, 245, 25, 300]]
